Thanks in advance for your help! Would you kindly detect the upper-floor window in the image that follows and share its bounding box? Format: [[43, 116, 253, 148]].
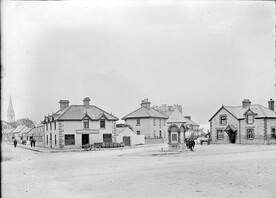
[[247, 128, 254, 139], [46, 123, 48, 131], [159, 119, 161, 126], [50, 122, 52, 130], [83, 119, 89, 129], [54, 122, 57, 130], [100, 120, 105, 128], [163, 119, 165, 126], [154, 118, 156, 126], [220, 115, 227, 125], [246, 115, 254, 124], [136, 119, 140, 125], [137, 130, 140, 135], [217, 130, 224, 140]]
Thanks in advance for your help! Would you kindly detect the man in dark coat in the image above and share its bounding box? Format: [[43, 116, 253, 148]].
[[186, 138, 195, 151], [14, 139, 17, 148], [30, 139, 33, 147], [33, 138, 36, 147]]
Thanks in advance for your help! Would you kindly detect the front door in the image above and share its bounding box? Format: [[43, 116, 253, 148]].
[[50, 133, 52, 148], [82, 134, 89, 145], [228, 130, 236, 144]]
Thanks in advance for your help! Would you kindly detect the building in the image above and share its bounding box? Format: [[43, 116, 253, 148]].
[[11, 125, 26, 140], [43, 97, 118, 149], [28, 124, 45, 146], [7, 96, 15, 123], [122, 99, 168, 139], [167, 108, 187, 145], [209, 99, 276, 144], [19, 126, 33, 142], [153, 104, 200, 138], [113, 127, 145, 146]]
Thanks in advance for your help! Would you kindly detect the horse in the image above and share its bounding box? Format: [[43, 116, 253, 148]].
[[186, 139, 195, 151]]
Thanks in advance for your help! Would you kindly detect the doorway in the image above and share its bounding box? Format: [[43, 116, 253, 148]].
[[82, 134, 89, 145], [228, 129, 236, 144]]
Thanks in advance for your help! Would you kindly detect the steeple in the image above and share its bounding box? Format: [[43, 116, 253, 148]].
[[7, 96, 15, 123]]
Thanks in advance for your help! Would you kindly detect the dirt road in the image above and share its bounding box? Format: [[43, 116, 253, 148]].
[[2, 143, 276, 198]]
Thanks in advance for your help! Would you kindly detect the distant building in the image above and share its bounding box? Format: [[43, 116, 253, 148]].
[[7, 96, 15, 123], [43, 97, 118, 149], [153, 104, 200, 138], [28, 124, 45, 146], [209, 99, 276, 144], [113, 127, 145, 146], [122, 99, 168, 139]]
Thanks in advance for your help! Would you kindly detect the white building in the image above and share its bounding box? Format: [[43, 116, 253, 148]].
[[43, 97, 118, 149], [122, 99, 168, 140]]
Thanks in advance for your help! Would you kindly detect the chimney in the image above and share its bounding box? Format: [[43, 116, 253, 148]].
[[268, 99, 275, 111], [242, 99, 251, 108], [83, 97, 90, 108], [184, 116, 191, 120], [141, 98, 151, 109], [59, 100, 70, 111]]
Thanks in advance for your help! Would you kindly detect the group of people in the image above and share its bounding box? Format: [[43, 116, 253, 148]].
[[13, 138, 36, 148]]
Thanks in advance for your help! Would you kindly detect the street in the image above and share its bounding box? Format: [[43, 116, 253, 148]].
[[2, 143, 276, 198]]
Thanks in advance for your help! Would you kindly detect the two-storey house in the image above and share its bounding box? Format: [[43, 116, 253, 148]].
[[43, 97, 118, 149], [122, 99, 168, 139], [209, 99, 276, 144]]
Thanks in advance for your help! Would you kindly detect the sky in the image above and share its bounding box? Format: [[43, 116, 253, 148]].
[[1, 0, 275, 130]]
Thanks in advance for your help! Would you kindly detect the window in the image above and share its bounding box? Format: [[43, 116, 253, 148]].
[[247, 129, 254, 139], [154, 130, 156, 137], [154, 118, 156, 126], [159, 130, 162, 138], [54, 122, 56, 130], [217, 130, 224, 140], [136, 119, 140, 125], [271, 128, 276, 139], [83, 119, 89, 129], [47, 135, 48, 144], [65, 135, 75, 145], [246, 115, 254, 124], [46, 123, 48, 131], [163, 119, 165, 126], [55, 135, 57, 145], [159, 119, 161, 126], [220, 115, 227, 125], [137, 131, 140, 135], [100, 120, 105, 128], [172, 134, 177, 141], [50, 122, 52, 130]]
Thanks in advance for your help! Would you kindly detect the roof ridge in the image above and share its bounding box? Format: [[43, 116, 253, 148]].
[[91, 105, 118, 120]]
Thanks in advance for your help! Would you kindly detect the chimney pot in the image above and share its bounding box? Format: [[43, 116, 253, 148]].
[[83, 97, 90, 108], [141, 98, 151, 109], [242, 99, 251, 108], [268, 99, 275, 111], [59, 100, 70, 111]]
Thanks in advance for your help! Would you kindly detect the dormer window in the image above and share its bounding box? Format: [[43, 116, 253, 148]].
[[220, 115, 227, 125], [100, 120, 105, 128], [246, 115, 254, 124], [83, 118, 89, 129]]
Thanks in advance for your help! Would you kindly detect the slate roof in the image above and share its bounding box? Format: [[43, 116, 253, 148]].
[[3, 128, 15, 134], [115, 127, 135, 135], [209, 104, 276, 121], [184, 117, 200, 126], [19, 126, 33, 135], [122, 107, 168, 120], [12, 125, 26, 133], [50, 105, 118, 121], [167, 108, 187, 123]]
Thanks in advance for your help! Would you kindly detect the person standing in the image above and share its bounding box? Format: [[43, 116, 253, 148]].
[[33, 138, 36, 147], [14, 139, 17, 148], [30, 139, 33, 147]]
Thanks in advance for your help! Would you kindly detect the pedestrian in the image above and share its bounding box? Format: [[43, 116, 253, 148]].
[[14, 139, 17, 148], [33, 138, 36, 147], [30, 139, 33, 147]]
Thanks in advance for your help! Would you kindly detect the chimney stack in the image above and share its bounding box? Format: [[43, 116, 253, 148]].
[[268, 99, 275, 111], [59, 100, 70, 111], [184, 116, 191, 120], [141, 98, 151, 109], [242, 99, 251, 108], [83, 97, 90, 108]]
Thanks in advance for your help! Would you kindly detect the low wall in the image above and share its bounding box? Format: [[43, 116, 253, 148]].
[[145, 138, 164, 144]]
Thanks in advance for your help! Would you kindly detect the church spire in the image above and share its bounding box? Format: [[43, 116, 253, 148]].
[[7, 96, 15, 123]]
